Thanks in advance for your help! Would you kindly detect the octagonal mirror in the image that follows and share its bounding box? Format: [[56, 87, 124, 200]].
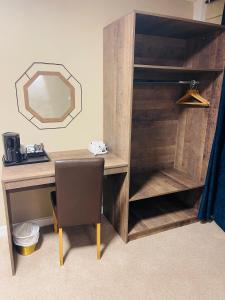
[[24, 71, 75, 123], [15, 62, 82, 129]]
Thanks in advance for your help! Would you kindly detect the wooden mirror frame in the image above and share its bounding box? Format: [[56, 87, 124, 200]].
[[15, 62, 82, 130], [23, 71, 75, 123]]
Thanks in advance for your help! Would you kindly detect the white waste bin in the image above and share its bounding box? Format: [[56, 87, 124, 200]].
[[13, 222, 40, 256]]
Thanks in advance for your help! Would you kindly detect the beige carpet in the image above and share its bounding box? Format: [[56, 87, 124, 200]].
[[0, 217, 225, 300]]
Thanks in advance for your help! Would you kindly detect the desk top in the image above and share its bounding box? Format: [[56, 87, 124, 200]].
[[1, 149, 128, 190]]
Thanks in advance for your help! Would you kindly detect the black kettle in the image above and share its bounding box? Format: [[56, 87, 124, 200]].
[[2, 132, 21, 163]]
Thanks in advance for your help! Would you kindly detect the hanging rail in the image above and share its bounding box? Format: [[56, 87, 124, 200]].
[[133, 79, 200, 88]]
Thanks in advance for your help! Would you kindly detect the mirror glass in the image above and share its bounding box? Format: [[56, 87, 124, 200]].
[[24, 71, 75, 123]]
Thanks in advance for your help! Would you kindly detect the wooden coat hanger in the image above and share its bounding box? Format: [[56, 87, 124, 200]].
[[176, 80, 210, 107]]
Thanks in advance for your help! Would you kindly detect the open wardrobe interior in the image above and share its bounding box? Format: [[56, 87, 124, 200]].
[[103, 11, 225, 241]]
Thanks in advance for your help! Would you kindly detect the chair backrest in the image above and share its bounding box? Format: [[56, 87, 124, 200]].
[[55, 158, 104, 227]]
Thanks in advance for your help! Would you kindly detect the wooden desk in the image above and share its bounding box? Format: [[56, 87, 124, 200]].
[[1, 149, 128, 275]]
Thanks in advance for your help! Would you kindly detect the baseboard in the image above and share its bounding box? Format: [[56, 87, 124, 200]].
[[0, 216, 53, 238]]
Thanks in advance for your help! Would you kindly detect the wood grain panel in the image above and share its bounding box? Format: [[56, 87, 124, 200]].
[[103, 12, 135, 242], [2, 150, 128, 191], [135, 11, 225, 38], [134, 34, 186, 66], [134, 64, 223, 73], [201, 75, 225, 181], [103, 173, 129, 242], [161, 169, 203, 188], [4, 177, 55, 191], [132, 121, 177, 148], [185, 31, 224, 69], [103, 13, 135, 161], [175, 107, 209, 181], [131, 145, 176, 173], [131, 85, 182, 173], [128, 193, 198, 241], [130, 168, 203, 201], [1, 183, 15, 275], [175, 42, 225, 183], [132, 85, 184, 109], [3, 166, 129, 191]]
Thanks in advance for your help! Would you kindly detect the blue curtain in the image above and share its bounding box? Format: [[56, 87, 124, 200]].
[[198, 6, 225, 231]]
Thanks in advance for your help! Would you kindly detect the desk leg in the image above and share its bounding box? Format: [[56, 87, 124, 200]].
[[2, 184, 15, 275], [103, 173, 129, 243]]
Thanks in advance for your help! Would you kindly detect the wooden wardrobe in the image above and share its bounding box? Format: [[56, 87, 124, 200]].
[[103, 11, 225, 242]]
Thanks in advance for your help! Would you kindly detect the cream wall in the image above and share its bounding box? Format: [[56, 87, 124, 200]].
[[204, 0, 224, 24], [192, 0, 205, 20], [193, 0, 224, 23], [0, 0, 193, 226]]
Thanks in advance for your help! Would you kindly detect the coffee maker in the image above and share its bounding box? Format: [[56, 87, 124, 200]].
[[2, 132, 21, 163]]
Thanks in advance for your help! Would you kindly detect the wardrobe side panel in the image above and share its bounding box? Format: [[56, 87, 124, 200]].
[[103, 13, 135, 161], [103, 13, 135, 242]]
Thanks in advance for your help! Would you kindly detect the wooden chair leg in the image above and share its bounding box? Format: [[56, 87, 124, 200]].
[[59, 228, 63, 266], [96, 223, 101, 260], [53, 210, 58, 233]]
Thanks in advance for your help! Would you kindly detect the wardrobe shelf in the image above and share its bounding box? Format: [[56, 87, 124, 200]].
[[129, 168, 204, 202], [128, 195, 198, 241], [135, 11, 225, 38], [133, 64, 224, 73]]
